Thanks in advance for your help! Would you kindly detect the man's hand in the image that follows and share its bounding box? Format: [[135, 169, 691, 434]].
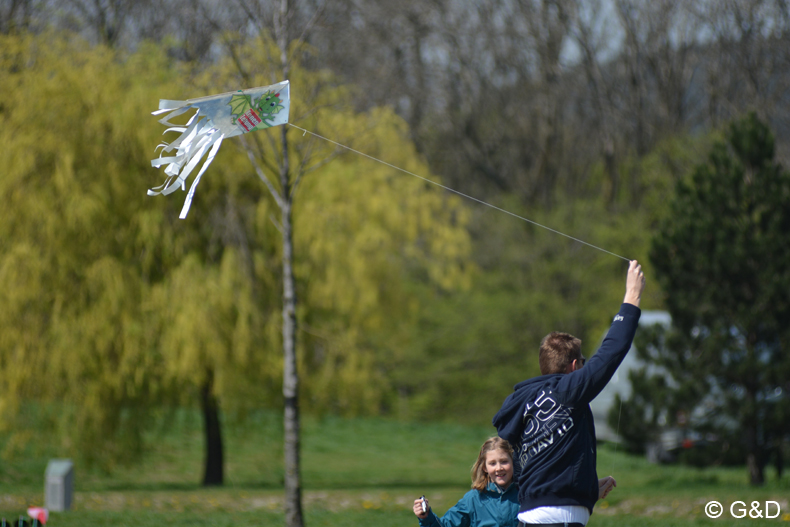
[[598, 476, 616, 500], [623, 260, 646, 307]]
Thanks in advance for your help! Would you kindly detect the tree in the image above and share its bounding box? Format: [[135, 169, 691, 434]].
[[0, 32, 178, 465], [1, 21, 475, 496], [702, 0, 790, 130], [631, 113, 790, 484]]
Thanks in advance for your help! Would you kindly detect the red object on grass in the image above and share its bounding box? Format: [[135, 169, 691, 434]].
[[26, 508, 47, 525]]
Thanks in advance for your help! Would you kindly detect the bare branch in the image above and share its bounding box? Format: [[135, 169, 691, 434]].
[[293, 0, 326, 50], [264, 127, 283, 166], [269, 213, 283, 234], [231, 0, 278, 80], [247, 130, 282, 173], [240, 136, 284, 210], [302, 147, 344, 175], [291, 146, 344, 199]]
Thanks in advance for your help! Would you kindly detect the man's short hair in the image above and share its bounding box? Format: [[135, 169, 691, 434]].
[[539, 331, 582, 375]]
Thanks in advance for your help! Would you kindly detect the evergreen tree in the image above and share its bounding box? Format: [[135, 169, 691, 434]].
[[622, 113, 790, 484]]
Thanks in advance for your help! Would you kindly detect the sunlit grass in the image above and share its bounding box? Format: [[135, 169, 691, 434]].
[[1, 411, 789, 526]]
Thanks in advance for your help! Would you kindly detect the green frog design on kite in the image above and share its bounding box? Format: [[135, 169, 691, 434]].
[[229, 90, 285, 132]]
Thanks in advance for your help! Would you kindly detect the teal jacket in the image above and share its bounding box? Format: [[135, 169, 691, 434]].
[[418, 482, 520, 527]]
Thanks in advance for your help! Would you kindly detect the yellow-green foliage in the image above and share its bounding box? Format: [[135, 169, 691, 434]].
[[0, 32, 184, 464], [293, 106, 472, 416], [0, 32, 474, 464], [183, 38, 474, 417]]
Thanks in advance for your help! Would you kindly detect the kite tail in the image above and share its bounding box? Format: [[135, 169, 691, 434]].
[[149, 102, 225, 218]]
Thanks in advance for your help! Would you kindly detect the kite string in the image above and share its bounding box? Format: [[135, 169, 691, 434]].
[[610, 396, 623, 479], [287, 123, 630, 262], [290, 122, 629, 483]]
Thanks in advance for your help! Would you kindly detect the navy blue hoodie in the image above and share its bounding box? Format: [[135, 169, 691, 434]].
[[492, 303, 640, 515]]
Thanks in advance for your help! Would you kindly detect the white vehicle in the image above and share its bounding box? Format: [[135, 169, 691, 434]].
[[589, 311, 678, 461]]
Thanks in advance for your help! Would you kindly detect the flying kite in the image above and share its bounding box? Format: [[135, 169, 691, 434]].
[[147, 79, 630, 262], [149, 80, 290, 218]]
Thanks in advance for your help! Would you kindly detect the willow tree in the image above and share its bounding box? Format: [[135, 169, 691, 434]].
[[0, 32, 179, 463], [0, 29, 474, 500], [0, 32, 283, 476]]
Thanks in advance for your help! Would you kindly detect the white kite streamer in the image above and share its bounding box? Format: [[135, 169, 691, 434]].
[[149, 80, 290, 218]]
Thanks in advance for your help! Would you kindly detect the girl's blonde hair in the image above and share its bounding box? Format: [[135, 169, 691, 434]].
[[470, 436, 514, 491]]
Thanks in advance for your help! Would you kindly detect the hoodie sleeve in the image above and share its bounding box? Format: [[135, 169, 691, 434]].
[[554, 303, 640, 406], [418, 493, 473, 527]]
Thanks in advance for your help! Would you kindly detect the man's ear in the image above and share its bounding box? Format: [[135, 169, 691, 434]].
[[566, 359, 579, 374]]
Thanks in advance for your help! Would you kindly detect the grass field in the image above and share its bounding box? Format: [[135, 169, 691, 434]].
[[1, 411, 788, 526]]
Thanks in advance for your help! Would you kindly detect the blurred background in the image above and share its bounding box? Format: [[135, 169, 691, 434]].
[[1, 0, 790, 525]]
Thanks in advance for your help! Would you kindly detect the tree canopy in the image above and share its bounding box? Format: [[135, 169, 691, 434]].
[[0, 32, 473, 472]]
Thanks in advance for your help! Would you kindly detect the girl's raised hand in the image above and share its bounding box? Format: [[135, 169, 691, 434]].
[[412, 496, 429, 518]]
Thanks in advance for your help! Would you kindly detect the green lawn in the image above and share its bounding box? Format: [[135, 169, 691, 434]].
[[1, 411, 788, 526]]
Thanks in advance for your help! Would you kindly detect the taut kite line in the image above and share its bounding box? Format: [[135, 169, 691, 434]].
[[147, 81, 628, 261]]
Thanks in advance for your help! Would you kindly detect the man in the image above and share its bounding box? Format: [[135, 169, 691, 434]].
[[492, 260, 645, 527]]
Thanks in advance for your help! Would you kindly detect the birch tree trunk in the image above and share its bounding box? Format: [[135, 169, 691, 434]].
[[280, 129, 304, 526], [277, 0, 304, 524]]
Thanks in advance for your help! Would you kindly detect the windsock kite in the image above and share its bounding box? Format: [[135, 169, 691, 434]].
[[149, 80, 290, 218]]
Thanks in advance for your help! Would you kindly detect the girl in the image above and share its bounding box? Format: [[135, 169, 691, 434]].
[[413, 437, 519, 527]]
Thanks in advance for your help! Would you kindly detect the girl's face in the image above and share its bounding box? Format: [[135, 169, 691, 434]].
[[484, 449, 514, 488]]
